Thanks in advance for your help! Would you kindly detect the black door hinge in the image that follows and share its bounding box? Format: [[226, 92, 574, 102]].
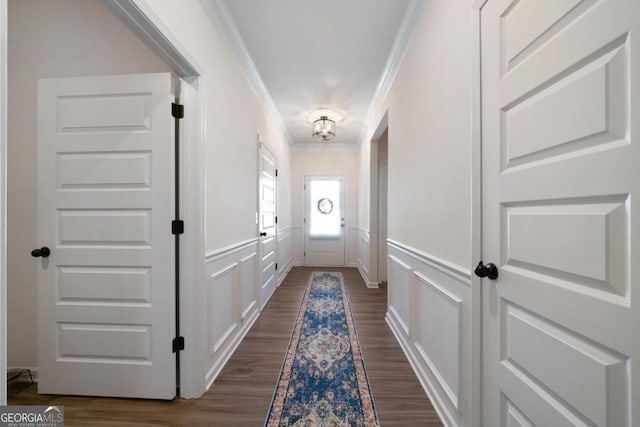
[[172, 102, 184, 119], [172, 220, 184, 235], [172, 336, 185, 353], [275, 216, 278, 224], [275, 169, 278, 177], [275, 263, 278, 270]]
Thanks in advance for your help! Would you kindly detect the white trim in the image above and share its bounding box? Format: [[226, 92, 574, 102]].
[[387, 239, 471, 285], [355, 227, 378, 287], [106, 0, 203, 76], [414, 271, 462, 411], [356, 0, 426, 146], [205, 302, 260, 390], [276, 226, 293, 285], [177, 78, 207, 399], [357, 265, 379, 289], [205, 238, 259, 263], [103, 0, 208, 399], [0, 0, 7, 406], [470, 2, 486, 425], [199, 0, 292, 145], [386, 312, 455, 427]]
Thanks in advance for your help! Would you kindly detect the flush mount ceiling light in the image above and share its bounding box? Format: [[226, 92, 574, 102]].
[[312, 116, 336, 142]]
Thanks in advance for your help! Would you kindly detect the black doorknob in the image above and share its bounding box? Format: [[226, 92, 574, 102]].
[[31, 247, 51, 258], [474, 261, 498, 280], [260, 232, 267, 237]]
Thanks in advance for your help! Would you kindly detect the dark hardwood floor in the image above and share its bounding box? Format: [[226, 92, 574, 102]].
[[8, 267, 442, 426]]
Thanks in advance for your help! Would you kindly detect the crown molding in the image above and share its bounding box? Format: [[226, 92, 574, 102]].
[[199, 0, 293, 145], [357, 0, 427, 145]]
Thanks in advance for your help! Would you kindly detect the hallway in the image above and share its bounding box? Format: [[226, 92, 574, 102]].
[[8, 267, 442, 426]]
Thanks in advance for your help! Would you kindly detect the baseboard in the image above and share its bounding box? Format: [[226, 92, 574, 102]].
[[277, 259, 293, 287], [356, 262, 379, 288], [385, 312, 455, 427]]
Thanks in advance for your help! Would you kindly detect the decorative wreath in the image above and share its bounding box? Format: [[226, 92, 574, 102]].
[[317, 198, 334, 215]]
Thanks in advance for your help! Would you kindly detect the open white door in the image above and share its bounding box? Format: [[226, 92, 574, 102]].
[[304, 176, 346, 266], [258, 143, 277, 306], [481, 0, 639, 425], [36, 73, 176, 399]]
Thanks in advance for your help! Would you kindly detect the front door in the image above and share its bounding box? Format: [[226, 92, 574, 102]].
[[481, 0, 639, 425], [304, 176, 346, 266], [258, 143, 277, 306], [36, 73, 177, 399]]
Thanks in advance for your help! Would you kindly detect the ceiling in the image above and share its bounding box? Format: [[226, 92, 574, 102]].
[[212, 0, 416, 148]]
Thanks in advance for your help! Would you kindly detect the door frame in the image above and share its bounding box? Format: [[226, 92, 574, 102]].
[[368, 112, 389, 287], [103, 0, 207, 400], [470, 1, 487, 426], [1, 0, 8, 406], [0, 0, 208, 401]]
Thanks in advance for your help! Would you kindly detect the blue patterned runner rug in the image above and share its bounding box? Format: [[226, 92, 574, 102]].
[[266, 271, 380, 426]]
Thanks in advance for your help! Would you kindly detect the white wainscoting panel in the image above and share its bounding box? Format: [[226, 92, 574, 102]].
[[277, 226, 293, 285], [239, 252, 258, 320], [356, 228, 379, 288], [388, 255, 411, 335], [291, 226, 304, 266], [386, 240, 471, 427], [414, 271, 462, 411], [209, 263, 238, 353], [204, 239, 262, 389], [347, 226, 359, 267]]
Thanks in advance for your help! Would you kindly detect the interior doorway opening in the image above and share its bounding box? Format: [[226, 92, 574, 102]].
[[377, 134, 388, 286], [369, 112, 389, 287]]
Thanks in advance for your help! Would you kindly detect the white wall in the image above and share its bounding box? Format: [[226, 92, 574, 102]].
[[139, 0, 293, 395], [141, 0, 292, 251], [8, 0, 294, 398], [290, 150, 358, 266], [358, 1, 474, 426], [7, 0, 174, 370]]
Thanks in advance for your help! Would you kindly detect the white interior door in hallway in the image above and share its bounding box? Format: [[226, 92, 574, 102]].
[[304, 176, 346, 266], [480, 0, 639, 425], [36, 73, 177, 399], [259, 142, 277, 306]]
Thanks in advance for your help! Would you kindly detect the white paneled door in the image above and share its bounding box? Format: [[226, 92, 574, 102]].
[[304, 176, 346, 266], [481, 0, 638, 425], [36, 73, 177, 399], [259, 143, 277, 306]]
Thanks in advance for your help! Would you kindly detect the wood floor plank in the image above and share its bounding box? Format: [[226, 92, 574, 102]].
[[8, 267, 442, 426]]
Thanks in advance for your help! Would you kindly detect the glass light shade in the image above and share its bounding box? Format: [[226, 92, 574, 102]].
[[312, 116, 336, 141]]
